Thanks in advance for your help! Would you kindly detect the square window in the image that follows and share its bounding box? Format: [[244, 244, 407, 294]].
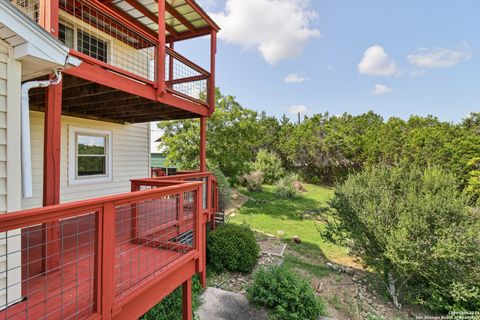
[[69, 128, 112, 184]]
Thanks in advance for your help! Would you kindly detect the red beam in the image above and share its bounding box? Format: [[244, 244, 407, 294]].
[[165, 2, 195, 32], [184, 0, 220, 31], [121, 0, 178, 37]]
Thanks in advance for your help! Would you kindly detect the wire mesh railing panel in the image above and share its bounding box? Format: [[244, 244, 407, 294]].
[[58, 0, 157, 82], [166, 50, 209, 103], [0, 213, 97, 320], [10, 0, 40, 22], [113, 191, 197, 299]]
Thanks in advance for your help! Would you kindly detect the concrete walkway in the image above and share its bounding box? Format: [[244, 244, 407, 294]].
[[197, 287, 268, 320]]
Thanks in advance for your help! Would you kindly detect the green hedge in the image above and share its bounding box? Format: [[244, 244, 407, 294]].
[[207, 224, 260, 273], [247, 266, 325, 320]]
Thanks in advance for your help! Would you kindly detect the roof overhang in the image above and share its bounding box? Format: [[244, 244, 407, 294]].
[[0, 1, 81, 80], [107, 0, 220, 42]]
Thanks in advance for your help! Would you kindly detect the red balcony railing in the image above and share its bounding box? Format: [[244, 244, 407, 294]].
[[0, 174, 217, 320], [10, 0, 212, 109]]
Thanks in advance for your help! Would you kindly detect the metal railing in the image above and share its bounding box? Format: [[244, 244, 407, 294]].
[[0, 181, 203, 319], [10, 0, 212, 108]]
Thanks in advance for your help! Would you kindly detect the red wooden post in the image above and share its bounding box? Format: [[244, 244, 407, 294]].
[[168, 40, 174, 88], [157, 0, 166, 96], [209, 30, 217, 113], [200, 117, 207, 172], [130, 182, 139, 240], [40, 0, 62, 273], [102, 202, 116, 320], [182, 278, 192, 320]]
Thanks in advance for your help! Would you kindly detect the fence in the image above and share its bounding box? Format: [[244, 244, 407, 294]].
[[0, 181, 202, 319]]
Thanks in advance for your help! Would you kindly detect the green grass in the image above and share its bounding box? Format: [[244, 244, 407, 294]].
[[283, 254, 330, 278], [230, 184, 355, 266]]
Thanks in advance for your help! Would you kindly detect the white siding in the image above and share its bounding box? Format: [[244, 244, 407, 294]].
[[22, 112, 150, 209], [0, 41, 22, 309]]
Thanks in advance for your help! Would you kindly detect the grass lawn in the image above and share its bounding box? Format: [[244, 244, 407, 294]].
[[230, 184, 356, 267]]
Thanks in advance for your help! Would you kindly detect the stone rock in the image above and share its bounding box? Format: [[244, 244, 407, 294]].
[[292, 235, 302, 244], [345, 267, 356, 275], [293, 181, 307, 192], [231, 193, 239, 200], [277, 230, 285, 236]]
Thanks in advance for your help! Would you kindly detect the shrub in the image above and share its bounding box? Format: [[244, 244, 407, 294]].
[[210, 167, 232, 211], [464, 157, 480, 206], [207, 224, 259, 273], [240, 171, 264, 192], [326, 164, 480, 312], [252, 149, 284, 184], [141, 276, 202, 320], [247, 266, 325, 320], [274, 173, 300, 199]]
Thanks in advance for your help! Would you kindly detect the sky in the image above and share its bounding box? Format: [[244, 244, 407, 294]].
[[170, 0, 480, 124]]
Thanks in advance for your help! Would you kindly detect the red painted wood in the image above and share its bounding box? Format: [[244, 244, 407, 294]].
[[200, 117, 207, 172], [42, 75, 62, 273], [182, 278, 192, 320], [157, 0, 166, 96], [209, 30, 217, 114], [63, 63, 209, 116]]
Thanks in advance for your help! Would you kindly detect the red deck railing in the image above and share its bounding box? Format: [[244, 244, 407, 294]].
[[10, 0, 212, 109], [0, 173, 218, 320]]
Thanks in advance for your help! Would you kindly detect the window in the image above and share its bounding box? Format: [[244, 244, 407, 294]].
[[59, 23, 108, 63], [69, 128, 112, 184]]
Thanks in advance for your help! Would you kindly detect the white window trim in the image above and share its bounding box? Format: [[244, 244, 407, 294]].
[[68, 126, 113, 185]]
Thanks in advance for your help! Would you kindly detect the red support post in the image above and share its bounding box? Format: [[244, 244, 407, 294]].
[[157, 0, 166, 96], [200, 117, 207, 172], [209, 30, 217, 113], [182, 278, 192, 320], [101, 202, 116, 320], [40, 0, 62, 273], [42, 78, 62, 272]]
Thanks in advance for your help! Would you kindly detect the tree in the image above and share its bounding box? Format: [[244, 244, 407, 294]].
[[157, 89, 280, 182], [252, 149, 284, 184], [326, 165, 480, 312]]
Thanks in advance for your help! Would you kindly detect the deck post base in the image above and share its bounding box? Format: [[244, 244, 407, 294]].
[[183, 277, 192, 320]]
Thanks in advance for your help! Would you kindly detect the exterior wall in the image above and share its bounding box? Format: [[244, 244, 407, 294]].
[[21, 112, 150, 209], [59, 10, 153, 80], [0, 40, 22, 309]]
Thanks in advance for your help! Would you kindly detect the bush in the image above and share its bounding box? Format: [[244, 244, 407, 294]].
[[141, 276, 202, 320], [210, 167, 232, 211], [247, 266, 325, 320], [207, 224, 259, 273], [274, 173, 300, 199], [464, 157, 480, 206], [326, 164, 480, 312], [240, 171, 264, 192], [252, 149, 284, 184]]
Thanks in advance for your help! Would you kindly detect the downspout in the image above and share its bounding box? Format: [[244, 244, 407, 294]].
[[21, 70, 62, 198]]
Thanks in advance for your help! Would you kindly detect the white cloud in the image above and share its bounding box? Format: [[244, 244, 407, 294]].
[[410, 69, 426, 77], [210, 0, 320, 64], [372, 84, 394, 95], [358, 45, 400, 76], [407, 42, 472, 68], [326, 65, 335, 71], [284, 73, 309, 83], [288, 105, 308, 114], [198, 0, 217, 9]]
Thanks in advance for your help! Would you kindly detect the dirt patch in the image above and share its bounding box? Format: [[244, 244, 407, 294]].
[[225, 190, 249, 218]]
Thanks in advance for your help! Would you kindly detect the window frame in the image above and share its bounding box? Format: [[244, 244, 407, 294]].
[[68, 127, 113, 185], [59, 22, 110, 63]]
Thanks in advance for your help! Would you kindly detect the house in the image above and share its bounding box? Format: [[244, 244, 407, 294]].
[[151, 152, 176, 176], [0, 0, 219, 319]]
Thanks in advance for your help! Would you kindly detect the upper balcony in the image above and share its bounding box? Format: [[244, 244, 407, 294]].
[[10, 0, 219, 122]]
